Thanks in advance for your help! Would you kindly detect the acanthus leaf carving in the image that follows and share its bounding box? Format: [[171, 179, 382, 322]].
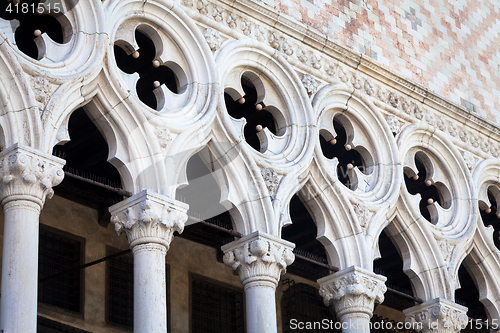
[[318, 266, 387, 321], [0, 144, 65, 208], [404, 298, 468, 333], [110, 191, 188, 251], [221, 232, 295, 289]]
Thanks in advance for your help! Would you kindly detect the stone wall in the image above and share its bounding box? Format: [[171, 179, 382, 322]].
[[256, 0, 500, 122]]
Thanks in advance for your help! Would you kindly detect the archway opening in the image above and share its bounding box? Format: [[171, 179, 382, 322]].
[[175, 147, 234, 248], [455, 260, 489, 327], [52, 107, 123, 226], [282, 194, 330, 281], [374, 228, 415, 311]]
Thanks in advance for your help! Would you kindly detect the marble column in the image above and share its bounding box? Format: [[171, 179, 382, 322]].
[[318, 266, 387, 333], [404, 297, 469, 333], [110, 190, 188, 333], [222, 231, 295, 333], [0, 144, 65, 333]]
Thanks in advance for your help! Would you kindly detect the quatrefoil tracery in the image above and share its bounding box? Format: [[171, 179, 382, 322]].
[[224, 72, 286, 153], [114, 24, 188, 111], [319, 114, 373, 190], [0, 0, 72, 61], [404, 151, 452, 224], [479, 186, 500, 250]]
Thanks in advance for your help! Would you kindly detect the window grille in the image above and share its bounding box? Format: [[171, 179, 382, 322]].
[[37, 316, 90, 333], [38, 227, 82, 312], [281, 281, 338, 333], [108, 252, 134, 328], [191, 277, 244, 333]]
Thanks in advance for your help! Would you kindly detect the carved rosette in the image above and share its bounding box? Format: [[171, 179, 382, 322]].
[[317, 266, 387, 320], [222, 231, 295, 290], [404, 298, 468, 333], [110, 190, 188, 251], [0, 144, 65, 208]]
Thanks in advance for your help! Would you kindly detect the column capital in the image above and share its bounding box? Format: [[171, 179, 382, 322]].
[[0, 144, 65, 208], [110, 190, 188, 251], [317, 266, 387, 320], [221, 231, 295, 290], [404, 298, 468, 333]]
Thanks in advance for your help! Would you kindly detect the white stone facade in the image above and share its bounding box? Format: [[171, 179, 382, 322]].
[[0, 0, 499, 332]]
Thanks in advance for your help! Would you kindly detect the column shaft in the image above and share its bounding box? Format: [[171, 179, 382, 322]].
[[0, 144, 65, 333], [0, 201, 41, 332], [133, 244, 167, 333], [110, 190, 188, 333], [244, 280, 278, 333], [222, 231, 295, 333]]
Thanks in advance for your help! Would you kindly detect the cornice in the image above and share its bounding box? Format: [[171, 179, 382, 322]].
[[179, 0, 500, 160]]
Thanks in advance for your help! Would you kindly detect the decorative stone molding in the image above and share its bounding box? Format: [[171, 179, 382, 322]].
[[317, 266, 387, 320], [302, 74, 319, 96], [0, 144, 65, 208], [154, 126, 172, 154], [386, 115, 402, 135], [261, 168, 279, 197], [30, 76, 52, 106], [183, 0, 500, 160], [222, 231, 295, 289], [461, 151, 477, 171], [352, 203, 372, 228], [110, 190, 189, 250], [435, 237, 454, 263], [204, 28, 222, 51], [404, 298, 468, 333]]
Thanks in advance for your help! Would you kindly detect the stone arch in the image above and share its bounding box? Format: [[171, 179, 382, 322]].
[[0, 41, 41, 149], [455, 253, 498, 322], [308, 83, 401, 270], [214, 39, 315, 237], [393, 122, 477, 300]]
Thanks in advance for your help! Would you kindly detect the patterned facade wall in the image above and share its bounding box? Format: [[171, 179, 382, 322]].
[[258, 0, 500, 123]]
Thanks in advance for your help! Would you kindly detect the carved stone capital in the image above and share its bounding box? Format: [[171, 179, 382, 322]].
[[222, 231, 295, 290], [317, 266, 387, 320], [0, 144, 65, 209], [404, 298, 468, 333], [110, 190, 188, 251]]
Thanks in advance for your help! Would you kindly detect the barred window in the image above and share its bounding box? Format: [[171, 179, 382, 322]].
[[108, 252, 134, 328], [191, 276, 244, 333], [281, 281, 337, 333], [38, 227, 83, 312], [37, 316, 90, 333]]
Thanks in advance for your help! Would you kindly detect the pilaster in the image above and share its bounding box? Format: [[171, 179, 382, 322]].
[[404, 298, 469, 333]]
